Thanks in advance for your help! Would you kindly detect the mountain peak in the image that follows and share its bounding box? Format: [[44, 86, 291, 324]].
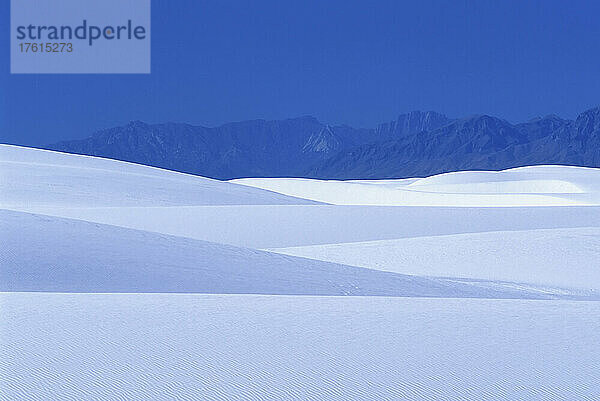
[[575, 107, 600, 136], [126, 120, 149, 129], [577, 106, 600, 120], [376, 110, 451, 139], [403, 110, 446, 118], [284, 115, 321, 124], [453, 114, 511, 130]]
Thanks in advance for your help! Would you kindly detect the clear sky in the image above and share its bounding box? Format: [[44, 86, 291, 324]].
[[1, 0, 600, 145]]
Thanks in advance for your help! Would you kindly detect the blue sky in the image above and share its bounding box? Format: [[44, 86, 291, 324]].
[[1, 0, 600, 145]]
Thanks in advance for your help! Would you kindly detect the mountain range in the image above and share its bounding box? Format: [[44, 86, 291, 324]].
[[46, 107, 600, 179]]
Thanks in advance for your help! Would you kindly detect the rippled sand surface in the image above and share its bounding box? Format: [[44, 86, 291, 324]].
[[2, 293, 600, 401]]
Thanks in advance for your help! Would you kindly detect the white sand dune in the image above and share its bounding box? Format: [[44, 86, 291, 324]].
[[3, 209, 578, 299], [3, 145, 600, 290], [0, 144, 317, 207], [2, 293, 600, 401], [14, 204, 600, 248], [2, 145, 600, 400], [232, 165, 600, 206], [408, 165, 600, 190], [267, 227, 600, 291]]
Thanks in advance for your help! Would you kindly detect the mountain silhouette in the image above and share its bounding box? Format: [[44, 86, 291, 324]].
[[47, 107, 600, 179]]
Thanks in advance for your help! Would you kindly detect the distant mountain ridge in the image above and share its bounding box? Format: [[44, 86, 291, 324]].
[[46, 107, 600, 179]]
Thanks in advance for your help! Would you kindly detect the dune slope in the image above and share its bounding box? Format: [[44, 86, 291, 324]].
[[0, 144, 318, 207], [232, 165, 600, 207], [3, 209, 573, 298], [267, 227, 600, 291]]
